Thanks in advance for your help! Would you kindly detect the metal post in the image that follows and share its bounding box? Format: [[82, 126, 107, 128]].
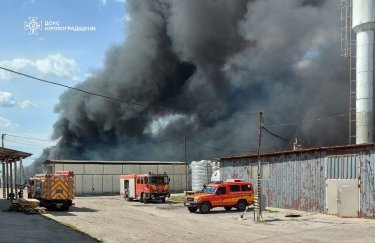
[[14, 160, 17, 199], [2, 162, 5, 198], [1, 134, 5, 148], [20, 157, 23, 186], [256, 112, 264, 221], [6, 162, 9, 199], [10, 161, 13, 200], [20, 158, 24, 198], [184, 137, 188, 195]]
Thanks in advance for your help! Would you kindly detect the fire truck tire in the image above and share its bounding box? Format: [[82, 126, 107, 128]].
[[236, 200, 247, 212], [199, 202, 211, 214], [188, 207, 198, 213]]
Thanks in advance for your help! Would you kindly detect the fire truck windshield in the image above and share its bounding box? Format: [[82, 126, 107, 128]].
[[149, 176, 169, 184], [201, 186, 216, 194]]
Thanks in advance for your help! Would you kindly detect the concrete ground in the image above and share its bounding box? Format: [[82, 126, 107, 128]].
[[44, 195, 375, 243], [2, 190, 375, 243], [0, 189, 97, 243]]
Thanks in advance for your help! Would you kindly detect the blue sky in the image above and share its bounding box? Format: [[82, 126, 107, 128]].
[[0, 0, 127, 166]]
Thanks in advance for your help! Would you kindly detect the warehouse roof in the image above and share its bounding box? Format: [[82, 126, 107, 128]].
[[218, 143, 375, 161], [0, 147, 32, 162], [44, 160, 185, 165]]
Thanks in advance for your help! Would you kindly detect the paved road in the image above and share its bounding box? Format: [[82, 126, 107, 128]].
[[0, 191, 97, 243]]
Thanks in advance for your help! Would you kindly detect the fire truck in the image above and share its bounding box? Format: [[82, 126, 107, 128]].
[[119, 172, 171, 203], [27, 171, 75, 210]]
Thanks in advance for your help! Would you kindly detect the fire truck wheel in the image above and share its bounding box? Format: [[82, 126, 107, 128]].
[[236, 200, 247, 212], [199, 202, 211, 214], [188, 207, 198, 213]]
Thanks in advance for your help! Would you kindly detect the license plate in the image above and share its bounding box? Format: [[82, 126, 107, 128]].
[[56, 189, 63, 193]]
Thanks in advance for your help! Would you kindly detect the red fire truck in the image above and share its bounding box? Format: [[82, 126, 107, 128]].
[[119, 172, 170, 203]]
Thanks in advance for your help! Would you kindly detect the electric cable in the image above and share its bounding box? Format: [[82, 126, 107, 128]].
[[262, 126, 289, 143], [0, 66, 259, 118]]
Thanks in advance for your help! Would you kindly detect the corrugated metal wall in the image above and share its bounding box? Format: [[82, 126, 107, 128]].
[[220, 148, 375, 218], [54, 163, 186, 195], [359, 152, 375, 218]]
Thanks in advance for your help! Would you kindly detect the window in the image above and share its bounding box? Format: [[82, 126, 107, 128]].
[[216, 187, 226, 195], [241, 184, 251, 191], [137, 178, 140, 184], [229, 185, 240, 192]]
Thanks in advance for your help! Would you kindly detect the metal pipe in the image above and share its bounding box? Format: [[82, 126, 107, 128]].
[[353, 0, 375, 144]]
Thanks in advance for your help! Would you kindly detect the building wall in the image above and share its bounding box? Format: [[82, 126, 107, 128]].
[[220, 148, 375, 218], [53, 163, 186, 195]]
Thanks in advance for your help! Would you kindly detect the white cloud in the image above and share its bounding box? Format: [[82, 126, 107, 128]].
[[18, 100, 37, 109], [0, 117, 11, 127], [0, 91, 16, 107], [0, 91, 36, 109], [0, 53, 80, 81]]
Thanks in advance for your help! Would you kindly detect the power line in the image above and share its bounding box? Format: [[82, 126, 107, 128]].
[[264, 113, 348, 128], [0, 66, 258, 118], [5, 133, 56, 142], [262, 126, 289, 143], [186, 137, 257, 154]]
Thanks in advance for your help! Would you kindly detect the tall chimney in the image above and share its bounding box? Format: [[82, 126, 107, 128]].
[[353, 0, 375, 144]]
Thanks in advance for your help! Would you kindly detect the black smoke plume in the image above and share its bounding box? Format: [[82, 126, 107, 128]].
[[29, 0, 348, 174]]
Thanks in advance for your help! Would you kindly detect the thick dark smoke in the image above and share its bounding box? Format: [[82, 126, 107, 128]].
[[30, 0, 348, 173]]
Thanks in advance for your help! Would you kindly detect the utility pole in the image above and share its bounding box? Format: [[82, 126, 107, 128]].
[[1, 134, 5, 148], [256, 112, 264, 221], [184, 136, 188, 195]]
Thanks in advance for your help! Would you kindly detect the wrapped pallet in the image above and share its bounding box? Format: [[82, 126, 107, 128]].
[[191, 160, 212, 192]]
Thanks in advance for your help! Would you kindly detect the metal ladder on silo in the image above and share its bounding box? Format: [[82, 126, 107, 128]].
[[341, 0, 356, 144]]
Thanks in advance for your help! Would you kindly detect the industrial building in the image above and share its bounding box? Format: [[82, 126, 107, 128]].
[[218, 143, 375, 218], [43, 160, 187, 195]]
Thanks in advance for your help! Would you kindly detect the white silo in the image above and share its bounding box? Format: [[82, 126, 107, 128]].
[[353, 0, 375, 144]]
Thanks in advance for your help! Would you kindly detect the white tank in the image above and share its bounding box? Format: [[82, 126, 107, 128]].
[[353, 0, 375, 144]]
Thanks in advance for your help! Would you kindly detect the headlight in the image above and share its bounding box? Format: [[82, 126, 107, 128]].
[[193, 198, 200, 202]]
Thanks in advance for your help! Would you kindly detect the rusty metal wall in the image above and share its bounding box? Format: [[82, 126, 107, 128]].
[[220, 148, 375, 218], [359, 152, 375, 218], [221, 153, 326, 212]]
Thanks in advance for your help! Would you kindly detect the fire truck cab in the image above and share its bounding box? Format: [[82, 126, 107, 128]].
[[120, 172, 170, 203]]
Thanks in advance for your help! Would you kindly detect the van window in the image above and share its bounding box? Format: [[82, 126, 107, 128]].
[[216, 187, 226, 195], [229, 185, 240, 192], [241, 184, 252, 191]]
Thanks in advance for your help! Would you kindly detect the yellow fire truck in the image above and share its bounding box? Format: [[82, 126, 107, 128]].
[[27, 171, 75, 210]]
